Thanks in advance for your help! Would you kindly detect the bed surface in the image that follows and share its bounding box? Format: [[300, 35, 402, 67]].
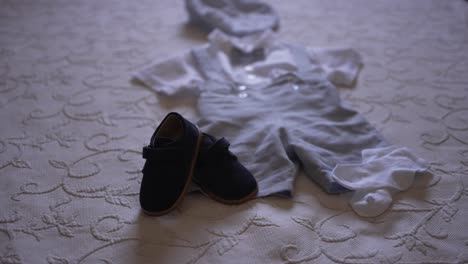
[[1, 0, 468, 263]]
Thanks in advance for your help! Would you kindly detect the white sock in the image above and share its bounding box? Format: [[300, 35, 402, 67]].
[[332, 147, 429, 217], [349, 189, 393, 217]]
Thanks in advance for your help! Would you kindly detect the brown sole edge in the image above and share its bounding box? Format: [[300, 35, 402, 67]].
[[142, 126, 203, 217], [196, 183, 259, 205]]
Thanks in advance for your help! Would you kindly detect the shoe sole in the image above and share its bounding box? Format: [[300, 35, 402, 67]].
[[195, 181, 259, 205], [142, 126, 203, 216]]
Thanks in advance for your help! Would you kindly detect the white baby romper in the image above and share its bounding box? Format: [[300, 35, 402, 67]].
[[133, 30, 429, 217]]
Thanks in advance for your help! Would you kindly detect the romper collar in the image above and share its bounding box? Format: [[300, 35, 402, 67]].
[[208, 29, 276, 54]]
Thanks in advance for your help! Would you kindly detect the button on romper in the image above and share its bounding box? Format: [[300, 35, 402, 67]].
[[191, 46, 389, 197]]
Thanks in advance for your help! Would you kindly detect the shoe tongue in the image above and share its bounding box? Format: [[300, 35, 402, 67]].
[[153, 137, 176, 147]]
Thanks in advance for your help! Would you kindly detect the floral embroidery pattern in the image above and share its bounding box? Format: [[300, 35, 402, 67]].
[[1, 0, 468, 263]]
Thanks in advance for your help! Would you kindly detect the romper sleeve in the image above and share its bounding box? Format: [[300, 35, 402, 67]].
[[132, 49, 204, 96], [306, 47, 363, 86]]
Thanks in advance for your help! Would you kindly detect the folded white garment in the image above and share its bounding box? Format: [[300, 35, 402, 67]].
[[185, 0, 280, 36], [332, 147, 430, 217]]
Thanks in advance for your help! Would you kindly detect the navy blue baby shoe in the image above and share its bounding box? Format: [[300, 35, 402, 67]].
[[193, 133, 258, 204], [140, 112, 202, 216]]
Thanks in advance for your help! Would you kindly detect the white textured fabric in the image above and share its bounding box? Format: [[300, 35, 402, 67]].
[[2, 0, 468, 263], [332, 147, 430, 217]]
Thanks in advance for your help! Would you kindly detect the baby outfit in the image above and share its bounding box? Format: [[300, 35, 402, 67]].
[[133, 30, 429, 217]]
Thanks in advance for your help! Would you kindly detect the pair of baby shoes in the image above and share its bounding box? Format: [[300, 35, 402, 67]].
[[140, 112, 258, 216]]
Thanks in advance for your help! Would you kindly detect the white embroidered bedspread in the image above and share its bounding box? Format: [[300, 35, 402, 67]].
[[1, 0, 467, 263]]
